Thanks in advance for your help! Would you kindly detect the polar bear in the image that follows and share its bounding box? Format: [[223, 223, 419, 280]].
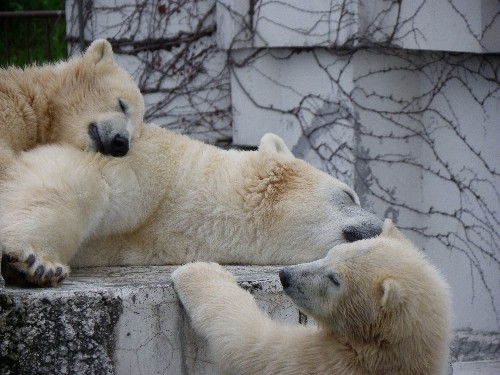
[[0, 125, 382, 286], [173, 220, 452, 375], [0, 39, 144, 177]]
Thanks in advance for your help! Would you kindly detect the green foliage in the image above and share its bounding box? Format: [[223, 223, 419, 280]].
[[0, 0, 66, 68]]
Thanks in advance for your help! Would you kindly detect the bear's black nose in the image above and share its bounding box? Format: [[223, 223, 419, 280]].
[[279, 269, 291, 289], [108, 134, 129, 157], [343, 224, 383, 242]]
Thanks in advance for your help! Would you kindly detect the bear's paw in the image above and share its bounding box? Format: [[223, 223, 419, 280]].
[[3, 249, 69, 287]]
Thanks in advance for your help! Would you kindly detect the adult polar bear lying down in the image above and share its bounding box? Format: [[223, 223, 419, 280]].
[[0, 124, 382, 286]]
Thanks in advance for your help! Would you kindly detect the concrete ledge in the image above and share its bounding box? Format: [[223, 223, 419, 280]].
[[1, 266, 499, 374], [452, 360, 500, 375], [1, 266, 296, 375]]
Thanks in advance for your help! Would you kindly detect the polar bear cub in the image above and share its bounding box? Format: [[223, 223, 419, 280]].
[[0, 39, 144, 177], [173, 219, 452, 375]]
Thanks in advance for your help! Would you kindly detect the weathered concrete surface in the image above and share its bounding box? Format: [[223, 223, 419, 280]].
[[0, 258, 4, 289], [0, 266, 297, 375], [1, 266, 499, 374], [451, 329, 500, 363], [1, 291, 121, 375], [452, 360, 500, 375]]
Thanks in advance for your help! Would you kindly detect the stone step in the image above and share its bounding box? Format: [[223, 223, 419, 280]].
[[452, 360, 500, 375], [1, 266, 295, 375], [1, 266, 499, 374]]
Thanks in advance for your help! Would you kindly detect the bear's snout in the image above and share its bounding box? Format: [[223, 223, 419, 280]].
[[343, 224, 382, 243], [88, 123, 130, 157], [108, 133, 129, 157], [279, 268, 291, 289]]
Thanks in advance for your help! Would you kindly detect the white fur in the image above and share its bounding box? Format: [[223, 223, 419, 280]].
[[0, 39, 144, 179], [0, 125, 382, 284], [173, 220, 452, 375]]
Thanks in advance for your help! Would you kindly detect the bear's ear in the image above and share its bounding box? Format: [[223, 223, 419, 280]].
[[84, 39, 114, 65], [381, 219, 406, 241], [380, 278, 405, 309], [258, 133, 294, 157]]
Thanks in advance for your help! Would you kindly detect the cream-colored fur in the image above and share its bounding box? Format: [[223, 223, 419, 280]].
[[0, 39, 144, 177], [173, 220, 452, 375], [0, 125, 382, 285]]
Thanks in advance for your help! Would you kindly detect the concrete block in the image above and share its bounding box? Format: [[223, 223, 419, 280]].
[[0, 259, 4, 289], [0, 266, 300, 375], [217, 0, 500, 52], [1, 266, 499, 374], [452, 360, 500, 375]]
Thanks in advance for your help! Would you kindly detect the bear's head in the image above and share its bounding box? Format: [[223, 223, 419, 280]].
[[51, 39, 145, 157], [279, 219, 452, 374], [242, 134, 383, 263]]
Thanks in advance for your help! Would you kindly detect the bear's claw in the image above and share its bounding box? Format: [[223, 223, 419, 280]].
[[27, 254, 36, 267], [4, 251, 68, 287]]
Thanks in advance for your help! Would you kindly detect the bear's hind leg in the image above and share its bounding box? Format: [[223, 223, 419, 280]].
[[0, 145, 109, 286]]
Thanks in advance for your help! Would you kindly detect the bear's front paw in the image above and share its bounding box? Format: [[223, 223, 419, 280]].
[[3, 250, 69, 287], [172, 262, 236, 305], [172, 262, 235, 286]]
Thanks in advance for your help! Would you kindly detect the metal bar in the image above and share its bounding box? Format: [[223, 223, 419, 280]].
[[0, 10, 65, 19], [3, 18, 9, 63], [46, 18, 52, 60], [77, 0, 85, 51], [25, 17, 29, 62]]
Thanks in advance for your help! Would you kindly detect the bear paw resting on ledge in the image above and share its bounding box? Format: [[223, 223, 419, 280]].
[[172, 220, 452, 375], [0, 126, 382, 287]]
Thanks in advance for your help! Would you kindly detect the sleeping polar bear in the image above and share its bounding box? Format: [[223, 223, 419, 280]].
[[0, 39, 144, 178], [0, 124, 382, 286]]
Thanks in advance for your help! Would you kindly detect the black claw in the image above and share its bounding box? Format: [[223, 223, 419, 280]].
[[57, 274, 67, 283], [45, 270, 54, 279], [27, 254, 36, 267], [55, 267, 63, 277], [35, 265, 45, 278], [13, 266, 28, 275]]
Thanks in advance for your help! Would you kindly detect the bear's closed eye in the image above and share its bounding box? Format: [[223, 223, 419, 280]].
[[328, 273, 341, 286]]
